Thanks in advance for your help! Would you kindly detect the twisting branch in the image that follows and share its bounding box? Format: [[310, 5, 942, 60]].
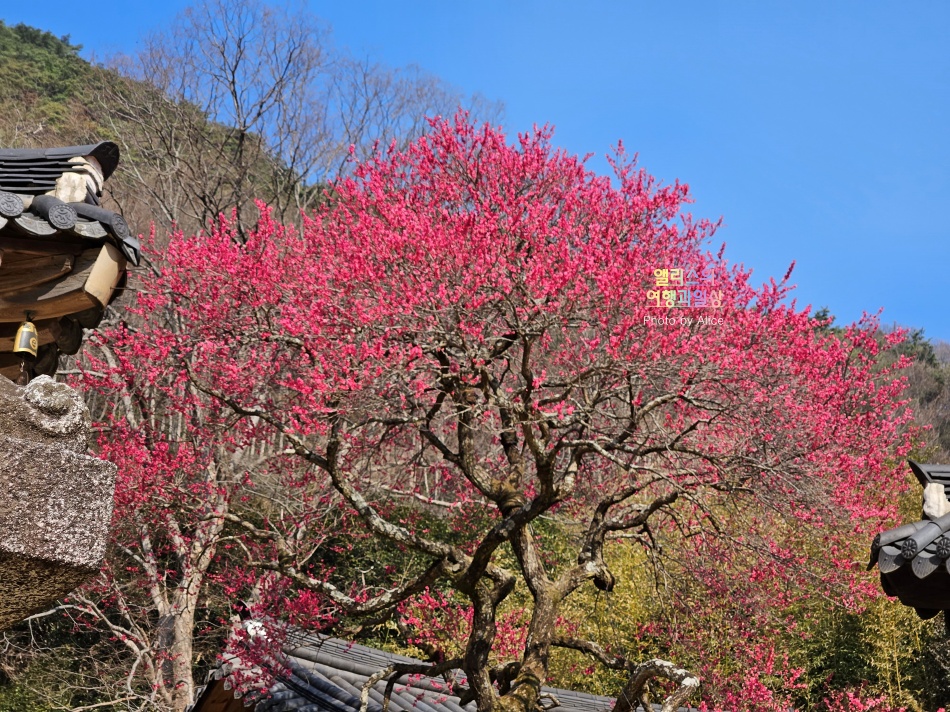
[[324, 413, 452, 559], [615, 659, 700, 712], [551, 637, 699, 712], [359, 658, 464, 712], [186, 369, 451, 558], [559, 489, 680, 598], [252, 557, 454, 617], [212, 511, 460, 615]]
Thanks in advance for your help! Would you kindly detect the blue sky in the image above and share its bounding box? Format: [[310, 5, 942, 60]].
[[3, 2, 948, 340]]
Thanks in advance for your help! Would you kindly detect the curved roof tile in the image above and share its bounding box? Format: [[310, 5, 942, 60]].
[[870, 461, 950, 618], [189, 634, 698, 712]]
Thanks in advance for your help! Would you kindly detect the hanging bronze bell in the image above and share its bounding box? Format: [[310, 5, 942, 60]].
[[13, 320, 38, 358], [15, 360, 29, 386]]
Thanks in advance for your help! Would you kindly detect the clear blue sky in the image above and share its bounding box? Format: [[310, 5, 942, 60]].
[[3, 2, 948, 340]]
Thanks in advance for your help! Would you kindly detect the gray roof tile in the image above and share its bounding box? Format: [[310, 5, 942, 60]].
[[191, 634, 697, 712]]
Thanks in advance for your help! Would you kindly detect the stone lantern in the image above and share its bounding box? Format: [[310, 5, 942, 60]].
[[0, 142, 135, 630]]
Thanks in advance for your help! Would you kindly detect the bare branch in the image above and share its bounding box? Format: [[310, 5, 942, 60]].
[[359, 658, 464, 712], [551, 638, 699, 712]]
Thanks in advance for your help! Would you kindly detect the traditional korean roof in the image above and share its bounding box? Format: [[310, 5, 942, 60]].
[[189, 633, 697, 712], [0, 142, 120, 197], [869, 461, 950, 619], [0, 188, 139, 263], [0, 141, 138, 263], [0, 141, 137, 382]]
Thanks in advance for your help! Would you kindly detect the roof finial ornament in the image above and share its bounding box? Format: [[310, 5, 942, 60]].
[[923, 481, 950, 520]]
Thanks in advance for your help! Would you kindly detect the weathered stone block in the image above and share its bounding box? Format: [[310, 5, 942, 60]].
[[0, 375, 115, 631]]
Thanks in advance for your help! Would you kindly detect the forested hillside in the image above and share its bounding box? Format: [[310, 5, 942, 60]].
[[0, 22, 107, 153], [1, 7, 950, 712]]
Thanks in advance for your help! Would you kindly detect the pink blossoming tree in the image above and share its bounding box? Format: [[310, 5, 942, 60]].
[[80, 115, 913, 711]]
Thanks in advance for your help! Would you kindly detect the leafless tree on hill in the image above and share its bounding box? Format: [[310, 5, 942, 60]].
[[96, 0, 502, 237]]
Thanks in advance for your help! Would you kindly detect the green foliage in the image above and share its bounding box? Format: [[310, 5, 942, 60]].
[[0, 620, 112, 712], [0, 22, 90, 132], [788, 598, 933, 710], [0, 675, 56, 712], [548, 541, 659, 695]]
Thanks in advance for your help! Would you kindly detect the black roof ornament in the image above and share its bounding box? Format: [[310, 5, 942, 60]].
[[870, 460, 950, 619]]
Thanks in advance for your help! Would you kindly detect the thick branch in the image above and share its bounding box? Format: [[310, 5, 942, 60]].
[[562, 490, 679, 597], [551, 638, 699, 712], [359, 658, 464, 712], [459, 493, 550, 600], [615, 659, 700, 712], [325, 420, 451, 558], [253, 557, 453, 616]]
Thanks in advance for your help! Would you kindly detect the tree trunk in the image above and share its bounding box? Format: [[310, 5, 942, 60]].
[[497, 590, 560, 712], [170, 606, 197, 711]]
